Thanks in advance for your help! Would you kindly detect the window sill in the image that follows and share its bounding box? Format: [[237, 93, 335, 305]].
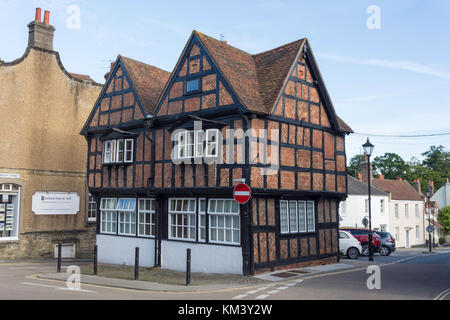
[[102, 162, 133, 167], [0, 237, 19, 242]]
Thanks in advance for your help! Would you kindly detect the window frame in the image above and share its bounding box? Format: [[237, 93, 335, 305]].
[[184, 77, 202, 95], [103, 138, 133, 165], [138, 198, 156, 238], [100, 198, 118, 235], [168, 198, 197, 241], [87, 193, 97, 222], [280, 200, 315, 235], [207, 199, 240, 245], [116, 198, 137, 236], [205, 129, 219, 157]]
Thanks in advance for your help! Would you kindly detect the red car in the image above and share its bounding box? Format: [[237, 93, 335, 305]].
[[340, 228, 381, 256]]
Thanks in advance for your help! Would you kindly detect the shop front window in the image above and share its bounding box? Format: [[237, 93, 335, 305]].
[[0, 184, 20, 240]]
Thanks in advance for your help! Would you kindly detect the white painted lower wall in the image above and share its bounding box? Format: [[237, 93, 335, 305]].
[[161, 240, 243, 275], [97, 234, 155, 267]]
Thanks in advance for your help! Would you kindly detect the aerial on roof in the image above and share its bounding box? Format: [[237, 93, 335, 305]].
[[348, 175, 388, 196], [99, 30, 352, 133], [372, 178, 424, 201]]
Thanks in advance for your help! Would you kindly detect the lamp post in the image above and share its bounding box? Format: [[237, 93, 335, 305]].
[[362, 138, 374, 262], [426, 188, 432, 253]]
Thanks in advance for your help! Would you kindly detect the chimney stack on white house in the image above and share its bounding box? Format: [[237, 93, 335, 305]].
[[28, 8, 55, 51]]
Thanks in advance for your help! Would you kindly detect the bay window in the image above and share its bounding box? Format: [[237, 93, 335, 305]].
[[103, 138, 134, 164], [176, 129, 219, 160]]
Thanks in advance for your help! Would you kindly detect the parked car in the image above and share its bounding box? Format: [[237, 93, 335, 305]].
[[340, 228, 381, 256], [339, 230, 362, 259], [374, 231, 396, 256]]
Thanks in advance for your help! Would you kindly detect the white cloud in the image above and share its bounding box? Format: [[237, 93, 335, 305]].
[[318, 53, 450, 81]]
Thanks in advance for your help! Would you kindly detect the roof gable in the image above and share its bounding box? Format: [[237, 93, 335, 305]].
[[153, 32, 242, 116], [120, 56, 170, 115]]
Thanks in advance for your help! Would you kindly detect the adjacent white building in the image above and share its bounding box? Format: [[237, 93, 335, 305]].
[[431, 179, 450, 209], [339, 175, 390, 231], [372, 177, 425, 248]]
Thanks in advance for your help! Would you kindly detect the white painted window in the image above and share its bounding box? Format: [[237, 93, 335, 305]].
[[298, 201, 307, 232], [280, 201, 289, 234], [205, 129, 219, 157], [416, 225, 420, 240], [280, 200, 314, 234], [87, 194, 97, 222], [395, 204, 399, 218], [117, 198, 136, 236], [365, 199, 368, 213], [405, 204, 409, 218], [306, 201, 315, 232], [199, 198, 206, 242], [169, 198, 196, 241], [103, 140, 115, 164], [208, 199, 240, 245], [124, 139, 134, 163], [138, 199, 155, 237], [100, 198, 117, 234], [380, 199, 385, 214], [395, 227, 400, 242], [177, 131, 194, 159], [195, 130, 204, 158], [415, 204, 419, 218], [103, 139, 133, 164]]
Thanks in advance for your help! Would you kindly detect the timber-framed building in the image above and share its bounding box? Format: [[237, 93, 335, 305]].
[[81, 31, 352, 274]]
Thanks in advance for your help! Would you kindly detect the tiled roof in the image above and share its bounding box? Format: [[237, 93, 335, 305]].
[[70, 72, 95, 83], [113, 31, 352, 133], [253, 39, 306, 114], [196, 32, 266, 114], [372, 178, 424, 201], [120, 55, 171, 114], [348, 175, 388, 196]]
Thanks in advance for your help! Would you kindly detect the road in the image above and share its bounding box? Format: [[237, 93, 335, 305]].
[[0, 249, 449, 300]]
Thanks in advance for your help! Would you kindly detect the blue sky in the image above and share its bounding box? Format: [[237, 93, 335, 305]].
[[1, 0, 449, 162]]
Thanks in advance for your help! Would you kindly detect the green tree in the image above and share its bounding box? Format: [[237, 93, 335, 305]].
[[372, 152, 409, 180], [421, 146, 450, 190], [347, 154, 365, 178], [438, 206, 450, 234], [406, 157, 441, 194]]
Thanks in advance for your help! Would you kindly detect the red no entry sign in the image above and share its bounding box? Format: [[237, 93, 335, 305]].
[[233, 183, 251, 204]]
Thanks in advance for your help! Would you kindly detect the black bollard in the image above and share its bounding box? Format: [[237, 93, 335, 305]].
[[93, 245, 98, 275], [134, 247, 139, 280], [57, 243, 62, 273], [186, 248, 191, 286]]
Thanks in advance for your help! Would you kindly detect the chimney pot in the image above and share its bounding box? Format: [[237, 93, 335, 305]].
[[357, 172, 363, 181], [35, 8, 42, 21], [379, 174, 384, 180], [44, 10, 50, 24], [28, 9, 55, 51]]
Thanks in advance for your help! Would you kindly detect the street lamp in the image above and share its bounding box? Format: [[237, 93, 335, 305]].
[[426, 188, 432, 252], [362, 138, 374, 262]]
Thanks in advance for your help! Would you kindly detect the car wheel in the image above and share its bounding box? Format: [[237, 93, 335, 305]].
[[347, 247, 359, 259], [362, 244, 369, 256], [380, 245, 391, 256]]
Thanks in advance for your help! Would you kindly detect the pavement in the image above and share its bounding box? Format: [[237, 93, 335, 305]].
[[0, 248, 448, 299]]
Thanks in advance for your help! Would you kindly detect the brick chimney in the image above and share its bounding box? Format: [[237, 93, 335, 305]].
[[413, 178, 421, 194], [428, 180, 434, 196], [357, 172, 363, 181], [361, 161, 373, 184], [379, 174, 385, 180], [27, 8, 55, 51]]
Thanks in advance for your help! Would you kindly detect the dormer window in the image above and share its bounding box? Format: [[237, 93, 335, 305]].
[[185, 78, 201, 94], [103, 138, 134, 164]]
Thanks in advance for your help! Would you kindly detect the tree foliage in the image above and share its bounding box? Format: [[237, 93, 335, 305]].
[[347, 145, 449, 193], [438, 206, 450, 234]]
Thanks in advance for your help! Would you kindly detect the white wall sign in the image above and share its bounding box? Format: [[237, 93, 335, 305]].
[[0, 173, 20, 179], [32, 192, 80, 215]]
